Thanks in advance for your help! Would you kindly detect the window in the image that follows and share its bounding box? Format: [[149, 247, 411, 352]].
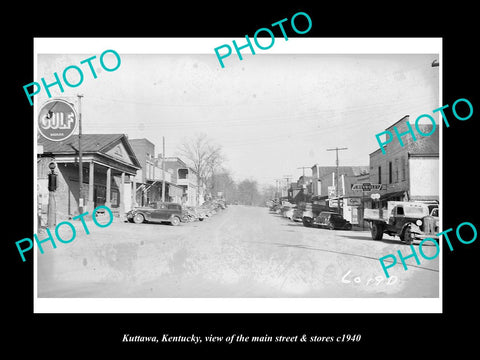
[[178, 168, 188, 179], [111, 190, 119, 206], [401, 157, 406, 181], [395, 158, 399, 183], [396, 206, 404, 215], [389, 161, 393, 184], [378, 166, 382, 184]]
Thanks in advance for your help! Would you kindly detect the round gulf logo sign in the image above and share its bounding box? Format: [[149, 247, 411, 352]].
[[38, 99, 78, 141]]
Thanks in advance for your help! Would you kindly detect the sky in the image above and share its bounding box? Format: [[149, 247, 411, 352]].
[[37, 49, 439, 186]]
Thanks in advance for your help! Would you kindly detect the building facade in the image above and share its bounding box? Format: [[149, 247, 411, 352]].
[[37, 134, 141, 223], [311, 165, 369, 225], [128, 138, 184, 206], [368, 115, 439, 209], [163, 157, 203, 206]]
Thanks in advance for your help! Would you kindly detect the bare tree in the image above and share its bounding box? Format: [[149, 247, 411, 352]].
[[209, 168, 237, 201], [177, 133, 224, 202]]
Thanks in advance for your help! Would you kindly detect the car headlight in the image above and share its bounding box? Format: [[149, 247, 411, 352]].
[[416, 219, 422, 226]]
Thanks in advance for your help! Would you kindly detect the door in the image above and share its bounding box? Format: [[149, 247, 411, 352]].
[[390, 206, 405, 230], [150, 202, 167, 222]]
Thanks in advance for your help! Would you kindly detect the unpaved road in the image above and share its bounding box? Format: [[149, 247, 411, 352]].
[[37, 205, 439, 298]]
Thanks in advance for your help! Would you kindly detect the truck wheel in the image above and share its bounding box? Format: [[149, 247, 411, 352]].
[[402, 226, 414, 245], [371, 222, 384, 240]]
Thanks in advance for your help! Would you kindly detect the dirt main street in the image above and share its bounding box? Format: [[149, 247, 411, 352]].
[[37, 205, 439, 298]]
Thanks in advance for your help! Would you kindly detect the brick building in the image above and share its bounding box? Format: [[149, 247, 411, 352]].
[[368, 115, 439, 209]]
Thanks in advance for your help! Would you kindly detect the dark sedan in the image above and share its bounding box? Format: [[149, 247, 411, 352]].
[[126, 201, 184, 226], [313, 211, 352, 230]]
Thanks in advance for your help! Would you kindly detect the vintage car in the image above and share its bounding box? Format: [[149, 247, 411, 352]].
[[364, 201, 439, 244], [292, 207, 304, 222], [283, 205, 297, 220], [302, 203, 335, 227], [126, 201, 184, 226], [313, 211, 352, 230]]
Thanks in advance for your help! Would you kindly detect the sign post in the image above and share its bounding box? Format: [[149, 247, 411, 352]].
[[38, 99, 79, 228], [350, 183, 382, 230], [38, 98, 82, 214]]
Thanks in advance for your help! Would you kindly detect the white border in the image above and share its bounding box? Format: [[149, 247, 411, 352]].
[[33, 38, 442, 314]]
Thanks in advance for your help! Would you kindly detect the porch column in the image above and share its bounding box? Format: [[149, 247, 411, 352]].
[[119, 172, 125, 220], [143, 184, 147, 206], [105, 167, 111, 208], [131, 175, 137, 209], [87, 161, 95, 213]]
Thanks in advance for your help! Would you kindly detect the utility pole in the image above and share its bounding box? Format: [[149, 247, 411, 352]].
[[274, 179, 282, 199], [326, 147, 348, 215], [161, 136, 166, 202], [297, 166, 310, 177], [283, 175, 292, 201], [77, 94, 84, 214]]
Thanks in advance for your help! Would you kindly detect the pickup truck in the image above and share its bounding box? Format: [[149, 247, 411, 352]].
[[364, 201, 439, 244]]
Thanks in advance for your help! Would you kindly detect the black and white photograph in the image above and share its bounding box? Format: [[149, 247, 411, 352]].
[[33, 38, 441, 312], [6, 4, 479, 354]]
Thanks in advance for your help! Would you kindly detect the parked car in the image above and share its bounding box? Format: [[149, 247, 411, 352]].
[[313, 211, 352, 230], [301, 201, 333, 227], [292, 207, 304, 222], [127, 201, 184, 226], [283, 205, 296, 220]]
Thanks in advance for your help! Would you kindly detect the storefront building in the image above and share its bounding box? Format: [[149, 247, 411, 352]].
[[311, 165, 370, 225], [37, 134, 141, 223], [128, 138, 184, 206], [368, 115, 439, 209]]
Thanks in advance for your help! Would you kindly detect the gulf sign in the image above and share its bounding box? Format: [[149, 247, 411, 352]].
[[38, 99, 77, 141]]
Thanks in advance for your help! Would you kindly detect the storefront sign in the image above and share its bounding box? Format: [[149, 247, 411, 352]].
[[347, 198, 361, 206], [38, 99, 78, 141]]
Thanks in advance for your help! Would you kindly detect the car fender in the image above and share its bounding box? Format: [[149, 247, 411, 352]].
[[144, 211, 154, 221], [169, 214, 181, 222]]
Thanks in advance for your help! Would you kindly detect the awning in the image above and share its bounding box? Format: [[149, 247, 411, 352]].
[[379, 191, 407, 201]]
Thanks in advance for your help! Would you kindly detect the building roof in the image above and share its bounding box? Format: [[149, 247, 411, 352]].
[[370, 116, 439, 156], [313, 165, 369, 178], [38, 133, 141, 168], [386, 115, 410, 131], [39, 133, 121, 152]]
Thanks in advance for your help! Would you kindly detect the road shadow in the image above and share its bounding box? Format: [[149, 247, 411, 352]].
[[281, 222, 304, 227], [335, 233, 437, 246]]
